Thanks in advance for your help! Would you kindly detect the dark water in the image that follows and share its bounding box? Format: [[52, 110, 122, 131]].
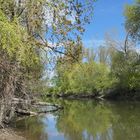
[[13, 100, 140, 140]]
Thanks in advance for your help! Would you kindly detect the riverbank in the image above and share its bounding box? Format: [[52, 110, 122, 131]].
[[0, 128, 25, 140], [0, 101, 63, 140], [44, 89, 140, 101]]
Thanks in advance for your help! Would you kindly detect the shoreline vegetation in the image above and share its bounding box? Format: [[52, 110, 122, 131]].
[[44, 89, 140, 101]]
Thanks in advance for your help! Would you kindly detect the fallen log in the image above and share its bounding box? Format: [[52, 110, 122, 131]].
[[16, 106, 63, 116], [34, 102, 63, 109], [12, 98, 62, 108], [13, 98, 64, 116], [37, 107, 62, 114], [15, 109, 37, 116]]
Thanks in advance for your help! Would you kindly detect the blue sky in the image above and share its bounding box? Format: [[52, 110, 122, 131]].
[[82, 0, 134, 48]]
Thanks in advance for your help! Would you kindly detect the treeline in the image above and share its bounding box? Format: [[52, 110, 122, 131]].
[[47, 0, 140, 99], [48, 41, 140, 99]]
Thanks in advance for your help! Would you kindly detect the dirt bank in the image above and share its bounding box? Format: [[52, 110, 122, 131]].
[[0, 128, 25, 140]]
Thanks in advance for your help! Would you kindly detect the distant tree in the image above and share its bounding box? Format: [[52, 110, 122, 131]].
[[98, 46, 109, 64]]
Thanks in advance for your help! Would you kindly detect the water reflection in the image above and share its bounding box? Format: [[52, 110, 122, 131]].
[[14, 100, 140, 140]]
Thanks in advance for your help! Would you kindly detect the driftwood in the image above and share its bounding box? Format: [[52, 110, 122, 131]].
[[34, 102, 63, 109], [13, 98, 63, 116], [12, 98, 62, 108], [16, 106, 63, 116], [15, 109, 37, 116], [95, 95, 105, 100]]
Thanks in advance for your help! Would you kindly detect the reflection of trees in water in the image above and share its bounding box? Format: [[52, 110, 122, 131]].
[[55, 100, 140, 140], [56, 101, 117, 140], [15, 116, 48, 140], [110, 102, 140, 140], [14, 101, 140, 140]]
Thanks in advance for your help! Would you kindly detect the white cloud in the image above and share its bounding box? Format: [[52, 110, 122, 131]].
[[136, 46, 140, 54], [83, 39, 105, 49]]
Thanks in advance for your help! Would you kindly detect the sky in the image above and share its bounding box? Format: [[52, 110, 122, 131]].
[[82, 0, 134, 48]]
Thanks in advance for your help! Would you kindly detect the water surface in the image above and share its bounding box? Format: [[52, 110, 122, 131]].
[[13, 100, 140, 140]]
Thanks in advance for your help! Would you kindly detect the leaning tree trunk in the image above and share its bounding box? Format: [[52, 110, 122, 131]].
[[0, 53, 25, 127], [0, 59, 17, 127]]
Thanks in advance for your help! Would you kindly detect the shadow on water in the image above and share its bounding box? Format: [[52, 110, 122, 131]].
[[13, 100, 140, 140]]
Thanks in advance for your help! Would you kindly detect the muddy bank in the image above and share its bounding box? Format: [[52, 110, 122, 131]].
[[0, 128, 25, 140]]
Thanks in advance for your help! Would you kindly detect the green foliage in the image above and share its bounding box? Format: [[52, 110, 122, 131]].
[[52, 61, 116, 95], [68, 62, 115, 94], [111, 50, 140, 90], [0, 10, 42, 79], [125, 0, 140, 41], [0, 10, 39, 64]]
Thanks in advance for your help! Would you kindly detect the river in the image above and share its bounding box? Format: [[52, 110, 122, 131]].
[[12, 100, 140, 140]]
